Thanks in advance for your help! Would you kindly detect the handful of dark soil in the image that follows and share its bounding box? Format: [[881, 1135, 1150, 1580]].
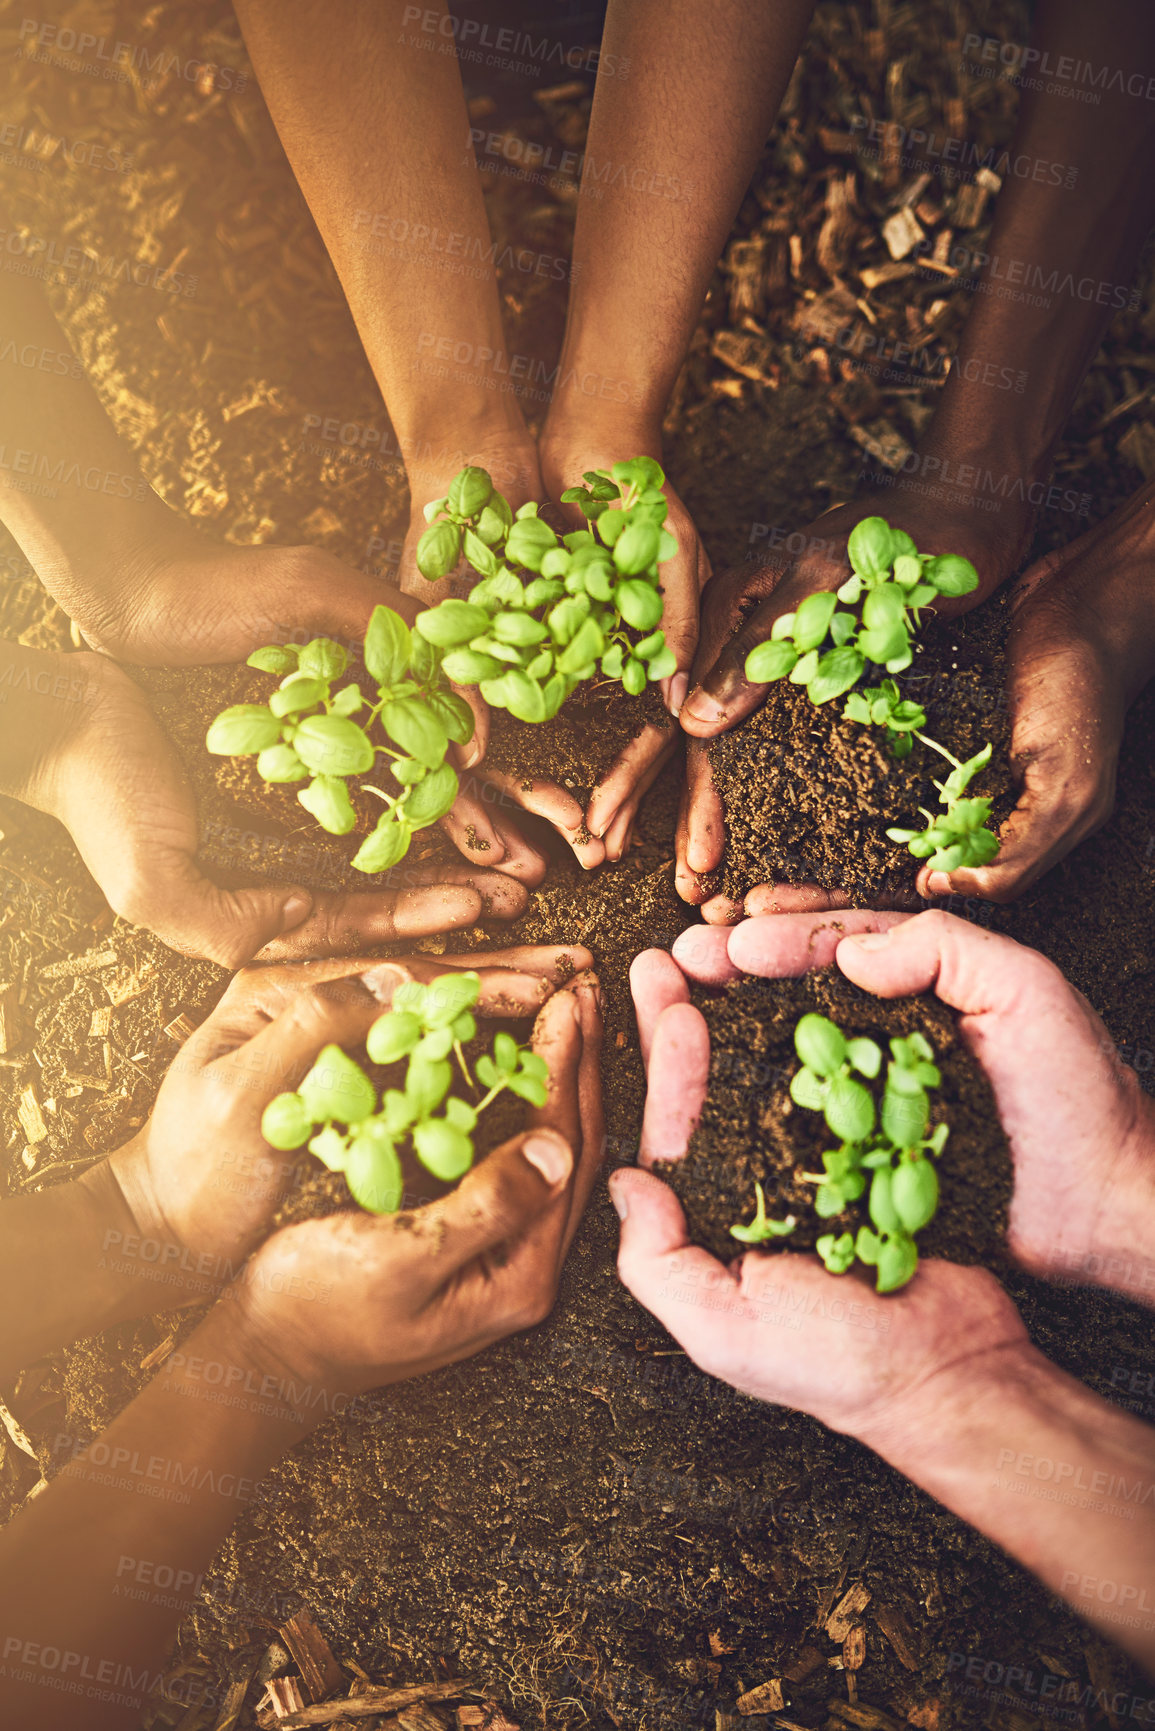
[[706, 600, 1014, 906], [657, 968, 1012, 1268], [483, 677, 671, 807]]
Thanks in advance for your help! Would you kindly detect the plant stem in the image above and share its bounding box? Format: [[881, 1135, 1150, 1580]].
[[453, 1040, 474, 1092], [914, 731, 964, 772]]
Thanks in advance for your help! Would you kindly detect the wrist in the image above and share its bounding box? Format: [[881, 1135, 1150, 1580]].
[[157, 1290, 336, 1444], [539, 406, 664, 480], [1063, 1107, 1155, 1305]]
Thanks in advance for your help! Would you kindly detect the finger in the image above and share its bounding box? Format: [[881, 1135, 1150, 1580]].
[[670, 924, 739, 986], [834, 907, 1053, 1018], [122, 849, 319, 971], [675, 740, 725, 904], [727, 909, 912, 977], [444, 778, 551, 887], [680, 577, 795, 737], [657, 534, 711, 716], [399, 862, 530, 921], [602, 801, 636, 863], [361, 959, 558, 1019], [426, 1125, 574, 1277], [251, 884, 485, 962], [477, 767, 606, 871], [640, 1003, 710, 1169], [524, 988, 584, 1162], [610, 1169, 734, 1343], [435, 944, 594, 982], [700, 893, 746, 925], [214, 975, 386, 1107], [587, 722, 677, 848], [558, 976, 607, 1251], [629, 948, 691, 1067], [451, 683, 489, 771], [744, 882, 855, 916]]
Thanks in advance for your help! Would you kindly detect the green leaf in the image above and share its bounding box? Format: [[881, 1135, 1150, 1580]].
[[816, 1231, 856, 1274], [794, 1013, 846, 1075], [414, 1027, 454, 1062], [522, 577, 566, 609], [940, 743, 993, 801], [875, 1231, 919, 1292], [441, 648, 505, 685], [293, 714, 375, 777], [270, 674, 327, 717], [501, 668, 549, 723], [380, 697, 448, 769], [345, 1135, 404, 1214], [648, 646, 678, 681], [893, 553, 922, 588], [855, 1225, 881, 1265], [415, 599, 491, 647], [364, 605, 412, 686], [611, 456, 665, 491], [261, 1091, 314, 1150], [406, 1057, 451, 1117], [547, 595, 591, 645], [847, 516, 895, 580], [789, 1066, 827, 1110], [414, 1118, 474, 1181], [830, 610, 857, 647], [882, 1085, 929, 1148], [788, 648, 819, 685], [423, 971, 481, 1028], [470, 569, 525, 610], [868, 1166, 901, 1235], [815, 1183, 847, 1219], [448, 465, 493, 518], [446, 1096, 478, 1132], [633, 629, 665, 661], [925, 553, 979, 597], [507, 1072, 549, 1106], [557, 617, 605, 675], [331, 685, 364, 717], [416, 518, 462, 581], [300, 1043, 377, 1124], [492, 611, 548, 647], [366, 1010, 422, 1065], [825, 1075, 876, 1142], [616, 579, 664, 632], [427, 690, 475, 746], [836, 575, 863, 605], [506, 516, 559, 571], [892, 1156, 939, 1233], [247, 644, 299, 675], [807, 646, 865, 705], [257, 743, 308, 783], [298, 774, 357, 835], [792, 591, 838, 651], [351, 816, 411, 873], [494, 1032, 519, 1075], [475, 496, 513, 545], [861, 584, 907, 629], [621, 656, 647, 696], [846, 1037, 882, 1078], [612, 517, 661, 575], [309, 1125, 350, 1171], [403, 762, 459, 827], [844, 691, 872, 725], [206, 704, 282, 756], [745, 640, 798, 683], [540, 547, 571, 580], [299, 637, 348, 681], [856, 621, 910, 665]]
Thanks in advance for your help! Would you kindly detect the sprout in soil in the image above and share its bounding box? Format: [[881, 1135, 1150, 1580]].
[[259, 972, 548, 1212], [742, 517, 1000, 875], [730, 1013, 949, 1293], [206, 459, 676, 872], [730, 1181, 796, 1244]]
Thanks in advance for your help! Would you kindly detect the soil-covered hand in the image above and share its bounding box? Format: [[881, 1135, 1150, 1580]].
[[16, 651, 533, 968], [668, 908, 1155, 1299], [674, 494, 1030, 913], [228, 976, 603, 1395], [109, 946, 587, 1309], [540, 434, 711, 860], [920, 482, 1155, 902], [611, 945, 1025, 1437]]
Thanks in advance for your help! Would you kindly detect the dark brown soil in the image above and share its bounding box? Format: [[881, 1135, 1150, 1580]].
[[659, 971, 1011, 1266], [484, 677, 671, 806], [709, 603, 1015, 905], [4, 3, 1155, 1729]]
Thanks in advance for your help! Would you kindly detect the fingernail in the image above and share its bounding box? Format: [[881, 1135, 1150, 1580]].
[[609, 1176, 629, 1220], [843, 931, 891, 951], [522, 1132, 571, 1186], [280, 891, 312, 929], [925, 873, 951, 895], [667, 672, 689, 717], [360, 961, 408, 1001]]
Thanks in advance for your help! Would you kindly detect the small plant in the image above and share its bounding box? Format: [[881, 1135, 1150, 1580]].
[[206, 460, 675, 872], [742, 517, 1000, 875], [259, 972, 548, 1213], [730, 1181, 796, 1244], [729, 1013, 949, 1293]]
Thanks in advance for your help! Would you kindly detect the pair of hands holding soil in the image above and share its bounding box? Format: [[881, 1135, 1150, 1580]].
[[614, 906, 1155, 1670]]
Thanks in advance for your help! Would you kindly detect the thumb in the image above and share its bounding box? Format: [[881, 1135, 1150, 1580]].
[[432, 1128, 575, 1270], [137, 858, 313, 968]]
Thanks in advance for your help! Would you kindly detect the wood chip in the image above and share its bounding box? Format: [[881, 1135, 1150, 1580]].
[[725, 236, 769, 325], [859, 261, 915, 290], [881, 206, 923, 260], [140, 1334, 177, 1374], [952, 181, 990, 228], [212, 1674, 255, 1731], [271, 1682, 470, 1729], [849, 419, 914, 471], [396, 1706, 450, 1730], [39, 947, 118, 979], [455, 1712, 484, 1729], [0, 981, 21, 1053], [62, 1073, 110, 1093], [709, 1630, 737, 1657], [782, 1646, 823, 1682], [1118, 421, 1155, 479], [737, 1677, 784, 1713], [843, 1627, 866, 1671], [873, 1604, 923, 1671], [826, 1701, 902, 1731], [278, 1611, 345, 1703], [711, 329, 776, 384], [17, 1084, 48, 1144], [164, 1012, 198, 1045], [261, 1677, 306, 1722], [89, 1006, 113, 1037], [106, 968, 153, 1006], [826, 1582, 872, 1642], [906, 1703, 943, 1730]]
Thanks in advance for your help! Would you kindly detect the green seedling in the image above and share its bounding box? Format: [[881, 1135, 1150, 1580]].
[[741, 516, 1000, 876], [259, 972, 548, 1213], [207, 459, 676, 871], [737, 1013, 950, 1292], [730, 1181, 796, 1244]]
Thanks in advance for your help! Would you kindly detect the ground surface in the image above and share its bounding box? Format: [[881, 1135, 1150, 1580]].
[[2, 2, 1155, 1728]]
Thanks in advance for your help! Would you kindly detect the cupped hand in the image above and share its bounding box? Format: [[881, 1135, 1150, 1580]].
[[27, 655, 537, 968], [540, 435, 711, 861], [610, 944, 1025, 1438], [109, 944, 591, 1306], [227, 974, 603, 1395], [669, 907, 1155, 1285], [919, 484, 1155, 903]]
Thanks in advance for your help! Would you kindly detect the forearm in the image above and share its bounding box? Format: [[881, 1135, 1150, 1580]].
[[0, 208, 172, 607], [0, 1300, 314, 1730], [0, 643, 98, 806], [233, 0, 526, 465], [546, 0, 814, 437], [860, 1342, 1155, 1670], [923, 0, 1155, 481]]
